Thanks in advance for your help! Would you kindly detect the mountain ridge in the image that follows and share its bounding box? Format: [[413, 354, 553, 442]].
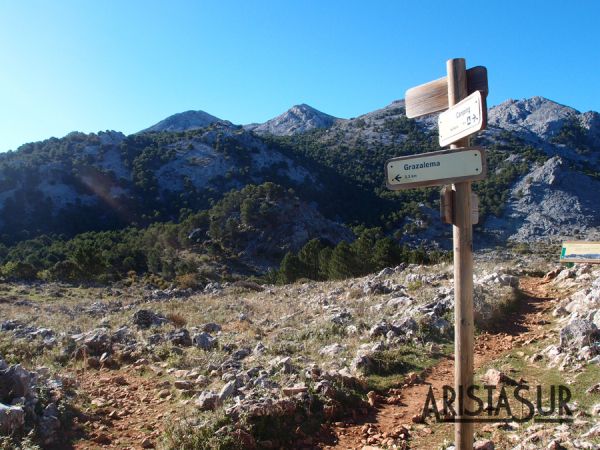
[[0, 95, 597, 252]]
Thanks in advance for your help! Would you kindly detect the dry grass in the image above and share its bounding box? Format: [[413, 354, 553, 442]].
[[166, 311, 188, 328], [0, 256, 559, 449]]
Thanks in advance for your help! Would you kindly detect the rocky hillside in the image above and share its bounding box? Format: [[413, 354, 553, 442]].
[[0, 96, 597, 251], [1, 255, 598, 449], [479, 97, 600, 243], [0, 123, 329, 241]]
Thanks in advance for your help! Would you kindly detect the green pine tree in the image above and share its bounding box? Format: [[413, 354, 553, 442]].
[[372, 237, 401, 269], [328, 241, 357, 280], [298, 238, 324, 280], [278, 252, 306, 284]]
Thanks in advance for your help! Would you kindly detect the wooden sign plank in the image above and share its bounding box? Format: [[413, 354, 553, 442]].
[[438, 90, 487, 147], [385, 147, 486, 191], [405, 66, 488, 118], [560, 241, 600, 264]]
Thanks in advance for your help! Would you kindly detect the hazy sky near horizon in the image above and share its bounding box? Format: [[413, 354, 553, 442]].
[[1, 0, 598, 152]]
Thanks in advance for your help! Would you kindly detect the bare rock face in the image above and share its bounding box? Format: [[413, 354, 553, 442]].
[[559, 318, 599, 351], [484, 156, 600, 243], [246, 104, 338, 136], [488, 96, 580, 141]]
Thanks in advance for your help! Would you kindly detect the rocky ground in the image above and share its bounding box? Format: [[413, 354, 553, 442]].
[[0, 254, 599, 449]]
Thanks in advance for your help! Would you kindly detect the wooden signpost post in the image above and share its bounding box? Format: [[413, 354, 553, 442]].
[[386, 58, 488, 449]]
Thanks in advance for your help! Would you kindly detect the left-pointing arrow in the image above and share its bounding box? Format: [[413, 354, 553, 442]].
[[394, 174, 402, 182]]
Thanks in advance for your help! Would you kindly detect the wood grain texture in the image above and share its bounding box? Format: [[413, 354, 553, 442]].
[[440, 185, 454, 224], [405, 66, 488, 118], [448, 58, 475, 450]]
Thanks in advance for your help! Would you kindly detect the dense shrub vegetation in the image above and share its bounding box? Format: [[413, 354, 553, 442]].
[[0, 182, 451, 284], [272, 230, 451, 284]]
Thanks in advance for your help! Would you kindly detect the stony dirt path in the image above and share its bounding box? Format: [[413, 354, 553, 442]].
[[321, 277, 561, 449], [68, 367, 178, 449]]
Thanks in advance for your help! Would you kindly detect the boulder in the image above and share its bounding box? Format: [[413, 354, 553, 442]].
[[269, 356, 293, 374], [559, 319, 599, 350], [196, 391, 221, 410], [132, 310, 167, 329], [391, 317, 418, 335], [166, 329, 192, 347], [219, 380, 237, 401], [0, 403, 25, 434], [330, 311, 352, 325], [0, 365, 33, 401], [202, 322, 222, 333], [73, 328, 112, 356], [482, 368, 516, 386], [38, 403, 61, 445], [369, 322, 390, 338], [231, 348, 251, 360], [474, 440, 494, 450], [192, 332, 217, 350], [319, 343, 346, 357], [254, 342, 267, 354]]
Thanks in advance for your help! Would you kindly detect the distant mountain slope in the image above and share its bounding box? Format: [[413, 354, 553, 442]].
[[0, 123, 325, 242], [484, 156, 600, 242], [0, 96, 597, 249], [245, 104, 339, 136], [141, 110, 222, 133]]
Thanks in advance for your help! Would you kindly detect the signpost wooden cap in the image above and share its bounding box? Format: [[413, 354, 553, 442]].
[[404, 66, 488, 119]]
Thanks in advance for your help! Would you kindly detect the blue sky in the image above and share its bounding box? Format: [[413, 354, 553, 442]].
[[1, 0, 598, 152]]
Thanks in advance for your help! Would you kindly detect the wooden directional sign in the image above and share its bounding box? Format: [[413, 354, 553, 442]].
[[560, 241, 600, 264], [405, 66, 488, 118], [438, 90, 487, 147], [385, 147, 486, 191]]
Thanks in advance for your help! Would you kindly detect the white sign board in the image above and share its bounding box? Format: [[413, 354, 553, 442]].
[[438, 90, 486, 147], [560, 241, 600, 264], [385, 147, 486, 191]]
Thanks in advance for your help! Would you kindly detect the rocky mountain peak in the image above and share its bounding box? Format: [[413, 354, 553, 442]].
[[141, 110, 222, 133], [488, 96, 580, 139], [246, 104, 338, 136]]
